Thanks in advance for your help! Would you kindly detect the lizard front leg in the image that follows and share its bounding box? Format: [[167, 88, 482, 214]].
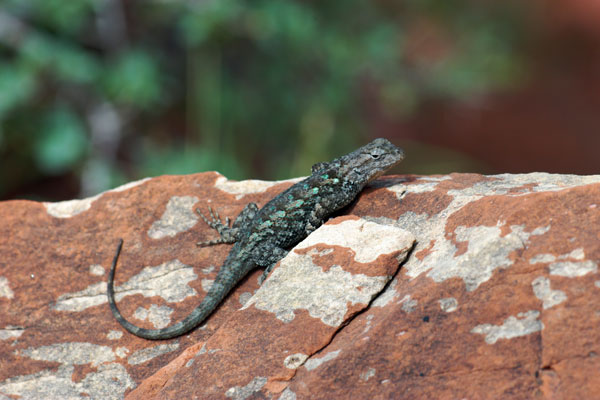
[[197, 203, 259, 246]]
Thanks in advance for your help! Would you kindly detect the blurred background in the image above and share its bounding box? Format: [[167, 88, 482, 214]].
[[1, 0, 599, 201]]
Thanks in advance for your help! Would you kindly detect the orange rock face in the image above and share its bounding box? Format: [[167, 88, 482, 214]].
[[0, 172, 599, 399]]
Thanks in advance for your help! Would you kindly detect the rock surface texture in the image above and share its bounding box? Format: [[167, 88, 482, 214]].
[[1, 172, 599, 399]]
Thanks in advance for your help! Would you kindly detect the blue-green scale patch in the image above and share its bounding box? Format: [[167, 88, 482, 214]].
[[259, 220, 273, 229], [286, 199, 304, 209], [321, 174, 329, 179], [312, 187, 319, 195], [332, 178, 339, 184], [270, 210, 286, 219], [292, 210, 305, 217]]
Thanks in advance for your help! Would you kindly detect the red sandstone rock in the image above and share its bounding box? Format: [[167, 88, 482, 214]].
[[1, 172, 599, 399]]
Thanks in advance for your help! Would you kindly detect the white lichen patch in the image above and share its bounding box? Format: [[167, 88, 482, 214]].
[[115, 347, 129, 358], [53, 282, 108, 312], [127, 342, 179, 365], [148, 196, 199, 239], [532, 277, 567, 309], [371, 278, 400, 308], [473, 173, 600, 196], [0, 276, 14, 299], [471, 310, 543, 345], [279, 388, 297, 400], [549, 260, 598, 278], [133, 304, 173, 328], [117, 259, 198, 303], [284, 353, 309, 369], [214, 175, 303, 199], [304, 350, 341, 371], [20, 342, 116, 367], [0, 363, 135, 399], [530, 247, 587, 265], [401, 216, 548, 291], [562, 248, 585, 260], [201, 278, 214, 292], [107, 330, 123, 340], [394, 174, 595, 295], [294, 218, 414, 263], [529, 248, 597, 278], [225, 376, 268, 400], [238, 291, 253, 306], [530, 254, 557, 264], [44, 195, 100, 218], [439, 297, 458, 313], [53, 259, 197, 312], [241, 219, 411, 326], [0, 326, 23, 340], [387, 176, 450, 197], [43, 178, 150, 219], [395, 174, 600, 289], [400, 295, 417, 313], [243, 252, 388, 326], [89, 264, 105, 276], [108, 177, 151, 193], [360, 367, 376, 381]]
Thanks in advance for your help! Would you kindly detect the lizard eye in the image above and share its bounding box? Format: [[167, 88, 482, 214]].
[[369, 148, 385, 159]]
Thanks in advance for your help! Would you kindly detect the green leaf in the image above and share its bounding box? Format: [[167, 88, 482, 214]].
[[32, 0, 94, 35], [34, 108, 88, 174], [20, 33, 100, 84], [0, 65, 36, 118], [102, 50, 162, 108]]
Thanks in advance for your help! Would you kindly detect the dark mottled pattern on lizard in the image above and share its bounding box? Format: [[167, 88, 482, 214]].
[[107, 138, 404, 339]]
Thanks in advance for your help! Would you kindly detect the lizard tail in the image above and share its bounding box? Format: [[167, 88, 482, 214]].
[[107, 239, 230, 340]]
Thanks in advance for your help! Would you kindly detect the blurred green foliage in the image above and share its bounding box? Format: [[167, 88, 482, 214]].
[[0, 0, 527, 200]]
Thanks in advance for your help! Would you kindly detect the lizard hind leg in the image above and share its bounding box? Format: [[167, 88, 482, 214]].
[[255, 246, 289, 284]]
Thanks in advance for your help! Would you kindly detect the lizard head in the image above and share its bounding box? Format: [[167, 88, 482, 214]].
[[327, 138, 404, 187]]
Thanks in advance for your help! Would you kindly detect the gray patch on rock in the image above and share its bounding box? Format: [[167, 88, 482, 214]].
[[21, 342, 115, 367], [279, 388, 297, 400], [225, 376, 268, 400], [244, 252, 388, 326], [531, 277, 567, 309], [549, 260, 598, 278], [0, 363, 135, 399], [0, 277, 14, 299], [214, 175, 303, 199], [284, 353, 309, 370], [107, 330, 123, 340], [89, 264, 105, 276], [304, 350, 341, 371], [400, 213, 548, 291], [0, 326, 23, 340], [243, 219, 412, 326], [400, 295, 417, 313], [127, 342, 179, 365], [439, 297, 458, 312], [53, 259, 197, 312], [148, 196, 199, 239], [471, 310, 543, 344], [360, 367, 376, 381], [133, 304, 174, 329], [43, 178, 150, 218]]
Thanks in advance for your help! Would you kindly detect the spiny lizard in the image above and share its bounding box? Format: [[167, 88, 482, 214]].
[[107, 138, 404, 339]]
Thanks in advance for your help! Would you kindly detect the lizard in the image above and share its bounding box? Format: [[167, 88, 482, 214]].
[[107, 138, 404, 340]]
